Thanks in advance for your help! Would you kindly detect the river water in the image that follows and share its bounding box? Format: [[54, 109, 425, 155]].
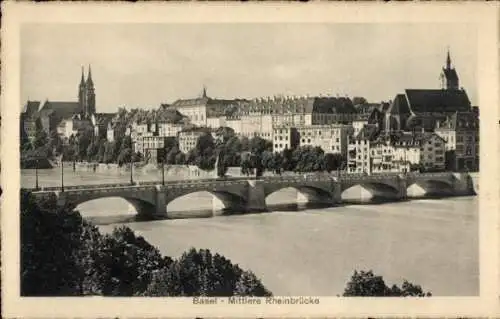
[[21, 167, 479, 296]]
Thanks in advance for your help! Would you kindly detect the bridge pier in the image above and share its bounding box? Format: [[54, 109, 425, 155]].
[[153, 186, 168, 218], [396, 175, 408, 200], [245, 180, 268, 213], [331, 178, 342, 204], [452, 173, 477, 196]]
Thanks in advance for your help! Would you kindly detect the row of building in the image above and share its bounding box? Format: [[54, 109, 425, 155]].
[[21, 50, 480, 172]]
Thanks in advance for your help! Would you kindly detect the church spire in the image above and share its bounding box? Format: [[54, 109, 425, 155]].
[[80, 66, 85, 86], [202, 85, 207, 98], [86, 64, 94, 86], [446, 47, 452, 70]]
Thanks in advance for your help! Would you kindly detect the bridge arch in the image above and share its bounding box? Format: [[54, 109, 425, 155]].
[[341, 182, 401, 201], [406, 179, 454, 197], [163, 187, 249, 215], [56, 187, 159, 217], [264, 183, 335, 206]]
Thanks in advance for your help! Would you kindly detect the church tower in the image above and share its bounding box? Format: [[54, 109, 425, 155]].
[[77, 65, 96, 118], [440, 49, 459, 90], [85, 65, 96, 117], [78, 66, 87, 115]]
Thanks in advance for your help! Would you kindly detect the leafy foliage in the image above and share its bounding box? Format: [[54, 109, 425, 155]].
[[342, 270, 432, 297], [20, 191, 271, 297], [144, 248, 272, 297]]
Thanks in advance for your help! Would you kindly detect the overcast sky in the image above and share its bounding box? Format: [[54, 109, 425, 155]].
[[21, 23, 477, 112]]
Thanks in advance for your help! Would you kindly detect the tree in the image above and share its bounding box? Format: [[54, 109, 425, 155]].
[[86, 140, 100, 162], [342, 270, 431, 297], [76, 128, 94, 161], [163, 136, 178, 154], [166, 147, 180, 165], [103, 141, 117, 164], [249, 136, 268, 155], [216, 149, 227, 178], [260, 150, 275, 172], [21, 190, 89, 295], [240, 136, 250, 152], [20, 120, 31, 151], [323, 153, 344, 172], [234, 271, 272, 297], [215, 126, 236, 143], [33, 128, 48, 149], [20, 190, 272, 297], [97, 139, 107, 163], [175, 152, 186, 165], [92, 226, 171, 296], [240, 151, 253, 176], [117, 148, 133, 166], [193, 133, 216, 171], [144, 248, 271, 297]]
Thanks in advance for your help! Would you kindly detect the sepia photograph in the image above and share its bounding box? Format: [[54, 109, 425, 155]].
[[2, 2, 499, 318]]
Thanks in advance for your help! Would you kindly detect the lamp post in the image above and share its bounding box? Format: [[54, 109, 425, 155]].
[[161, 159, 165, 186], [129, 126, 134, 185], [35, 158, 39, 190], [61, 156, 64, 192]]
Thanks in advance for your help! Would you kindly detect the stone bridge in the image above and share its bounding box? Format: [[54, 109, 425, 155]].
[[28, 172, 476, 218]]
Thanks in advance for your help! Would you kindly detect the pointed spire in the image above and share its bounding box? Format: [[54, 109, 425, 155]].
[[202, 85, 207, 98], [79, 66, 85, 86], [86, 64, 94, 86], [446, 47, 452, 70]]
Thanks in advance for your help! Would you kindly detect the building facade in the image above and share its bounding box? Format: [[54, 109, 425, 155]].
[[294, 124, 353, 157], [435, 112, 479, 171], [178, 130, 205, 154], [272, 126, 300, 153]]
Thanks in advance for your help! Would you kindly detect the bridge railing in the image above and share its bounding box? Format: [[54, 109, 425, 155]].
[[25, 171, 463, 193]]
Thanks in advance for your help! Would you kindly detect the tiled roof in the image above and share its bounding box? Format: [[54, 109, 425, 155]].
[[171, 97, 209, 107], [405, 89, 471, 113], [387, 94, 411, 115], [39, 101, 81, 119]]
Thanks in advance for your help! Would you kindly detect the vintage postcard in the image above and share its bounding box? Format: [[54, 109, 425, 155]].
[[1, 2, 499, 318]]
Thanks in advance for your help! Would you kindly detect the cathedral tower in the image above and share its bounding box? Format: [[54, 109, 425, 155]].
[[77, 65, 96, 117], [86, 65, 96, 116], [78, 66, 87, 115], [440, 49, 459, 90]]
